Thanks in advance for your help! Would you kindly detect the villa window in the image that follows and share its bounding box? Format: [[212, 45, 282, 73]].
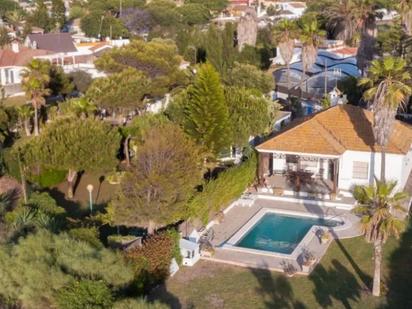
[[301, 160, 318, 172], [352, 161, 368, 179]]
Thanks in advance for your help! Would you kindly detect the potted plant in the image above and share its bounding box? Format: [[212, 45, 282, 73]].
[[320, 230, 331, 244], [273, 186, 284, 196], [281, 261, 297, 277], [216, 211, 225, 223], [200, 242, 215, 257], [301, 249, 316, 272]]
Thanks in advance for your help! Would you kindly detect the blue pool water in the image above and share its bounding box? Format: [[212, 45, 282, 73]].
[[237, 213, 341, 254]]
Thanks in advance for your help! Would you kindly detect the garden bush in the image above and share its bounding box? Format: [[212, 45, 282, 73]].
[[3, 148, 66, 187], [29, 168, 67, 188], [69, 227, 103, 249], [125, 232, 175, 291], [188, 152, 257, 223], [113, 298, 169, 309], [56, 280, 113, 309], [3, 148, 21, 180]]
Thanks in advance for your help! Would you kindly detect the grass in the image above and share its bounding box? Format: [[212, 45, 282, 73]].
[[150, 235, 404, 309], [2, 96, 28, 107]]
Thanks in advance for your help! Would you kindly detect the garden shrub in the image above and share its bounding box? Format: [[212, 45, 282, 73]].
[[113, 298, 169, 309], [3, 148, 21, 180], [125, 232, 175, 291], [166, 229, 182, 265], [3, 148, 66, 187], [29, 168, 67, 188], [69, 227, 103, 249], [56, 280, 113, 309], [188, 152, 257, 223], [28, 192, 65, 216]]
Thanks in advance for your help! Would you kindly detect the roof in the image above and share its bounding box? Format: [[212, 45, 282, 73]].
[[180, 238, 199, 250], [0, 46, 52, 67], [27, 33, 77, 53], [256, 105, 412, 155], [289, 2, 306, 9], [333, 47, 358, 56], [274, 111, 292, 123]]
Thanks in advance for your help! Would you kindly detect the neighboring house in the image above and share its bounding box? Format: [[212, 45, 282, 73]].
[[272, 41, 359, 106], [26, 33, 78, 54], [65, 18, 84, 36], [0, 33, 124, 95], [263, 1, 307, 20], [256, 104, 412, 200], [273, 111, 292, 131], [0, 42, 52, 95]]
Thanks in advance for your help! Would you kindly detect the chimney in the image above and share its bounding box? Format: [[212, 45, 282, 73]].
[[11, 42, 19, 53]]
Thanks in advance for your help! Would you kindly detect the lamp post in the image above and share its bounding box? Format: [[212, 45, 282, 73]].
[[87, 184, 94, 214]]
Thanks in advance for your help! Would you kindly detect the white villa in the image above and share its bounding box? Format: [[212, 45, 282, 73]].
[[256, 104, 412, 200]]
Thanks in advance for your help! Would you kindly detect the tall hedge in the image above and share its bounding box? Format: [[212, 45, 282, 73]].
[[188, 152, 257, 223]]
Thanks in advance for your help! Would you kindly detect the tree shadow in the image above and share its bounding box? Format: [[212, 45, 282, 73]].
[[331, 231, 372, 290], [345, 104, 377, 153], [383, 220, 412, 309], [95, 175, 105, 204], [249, 264, 307, 309], [72, 170, 84, 197], [309, 259, 364, 309], [44, 187, 83, 218], [148, 284, 182, 309]]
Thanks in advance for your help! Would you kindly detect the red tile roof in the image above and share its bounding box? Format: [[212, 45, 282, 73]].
[[0, 46, 52, 67], [257, 105, 412, 155]]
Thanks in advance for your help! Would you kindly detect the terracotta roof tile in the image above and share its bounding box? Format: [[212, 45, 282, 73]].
[[0, 46, 52, 67], [257, 105, 412, 155]]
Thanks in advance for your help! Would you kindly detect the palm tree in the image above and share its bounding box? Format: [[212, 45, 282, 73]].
[[398, 0, 412, 36], [62, 97, 97, 119], [0, 191, 12, 217], [21, 59, 51, 136], [354, 0, 379, 75], [297, 16, 325, 98], [353, 180, 407, 296], [272, 19, 298, 97], [324, 0, 358, 45], [6, 10, 23, 32], [358, 57, 412, 181], [16, 105, 33, 136]]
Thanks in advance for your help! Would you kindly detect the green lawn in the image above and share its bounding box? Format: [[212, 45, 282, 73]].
[[3, 96, 28, 107], [151, 227, 412, 309]]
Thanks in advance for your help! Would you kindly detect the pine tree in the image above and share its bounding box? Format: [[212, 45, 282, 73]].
[[51, 0, 66, 30], [184, 63, 231, 155], [31, 0, 53, 32]]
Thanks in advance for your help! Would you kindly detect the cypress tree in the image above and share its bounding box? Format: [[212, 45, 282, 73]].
[[184, 63, 231, 155]]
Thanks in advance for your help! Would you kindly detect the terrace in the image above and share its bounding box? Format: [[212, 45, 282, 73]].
[[203, 196, 361, 274]]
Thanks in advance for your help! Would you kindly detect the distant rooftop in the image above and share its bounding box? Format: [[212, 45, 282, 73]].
[[26, 33, 77, 53]]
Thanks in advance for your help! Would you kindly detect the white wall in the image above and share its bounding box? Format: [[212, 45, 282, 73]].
[[0, 66, 24, 86], [272, 47, 301, 65], [338, 150, 405, 191], [400, 147, 412, 189]]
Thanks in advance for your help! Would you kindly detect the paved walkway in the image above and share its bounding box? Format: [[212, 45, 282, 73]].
[[204, 196, 362, 275]]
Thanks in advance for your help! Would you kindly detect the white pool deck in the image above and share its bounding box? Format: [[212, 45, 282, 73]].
[[202, 196, 362, 275]]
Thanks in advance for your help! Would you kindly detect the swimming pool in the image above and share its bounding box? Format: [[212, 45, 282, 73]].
[[236, 213, 342, 254]]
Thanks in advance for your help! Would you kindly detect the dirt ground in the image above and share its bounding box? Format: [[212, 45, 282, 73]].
[[49, 172, 119, 216]]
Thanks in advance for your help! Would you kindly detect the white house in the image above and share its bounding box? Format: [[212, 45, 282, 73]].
[[180, 238, 201, 267], [263, 1, 306, 20], [256, 104, 412, 201]]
